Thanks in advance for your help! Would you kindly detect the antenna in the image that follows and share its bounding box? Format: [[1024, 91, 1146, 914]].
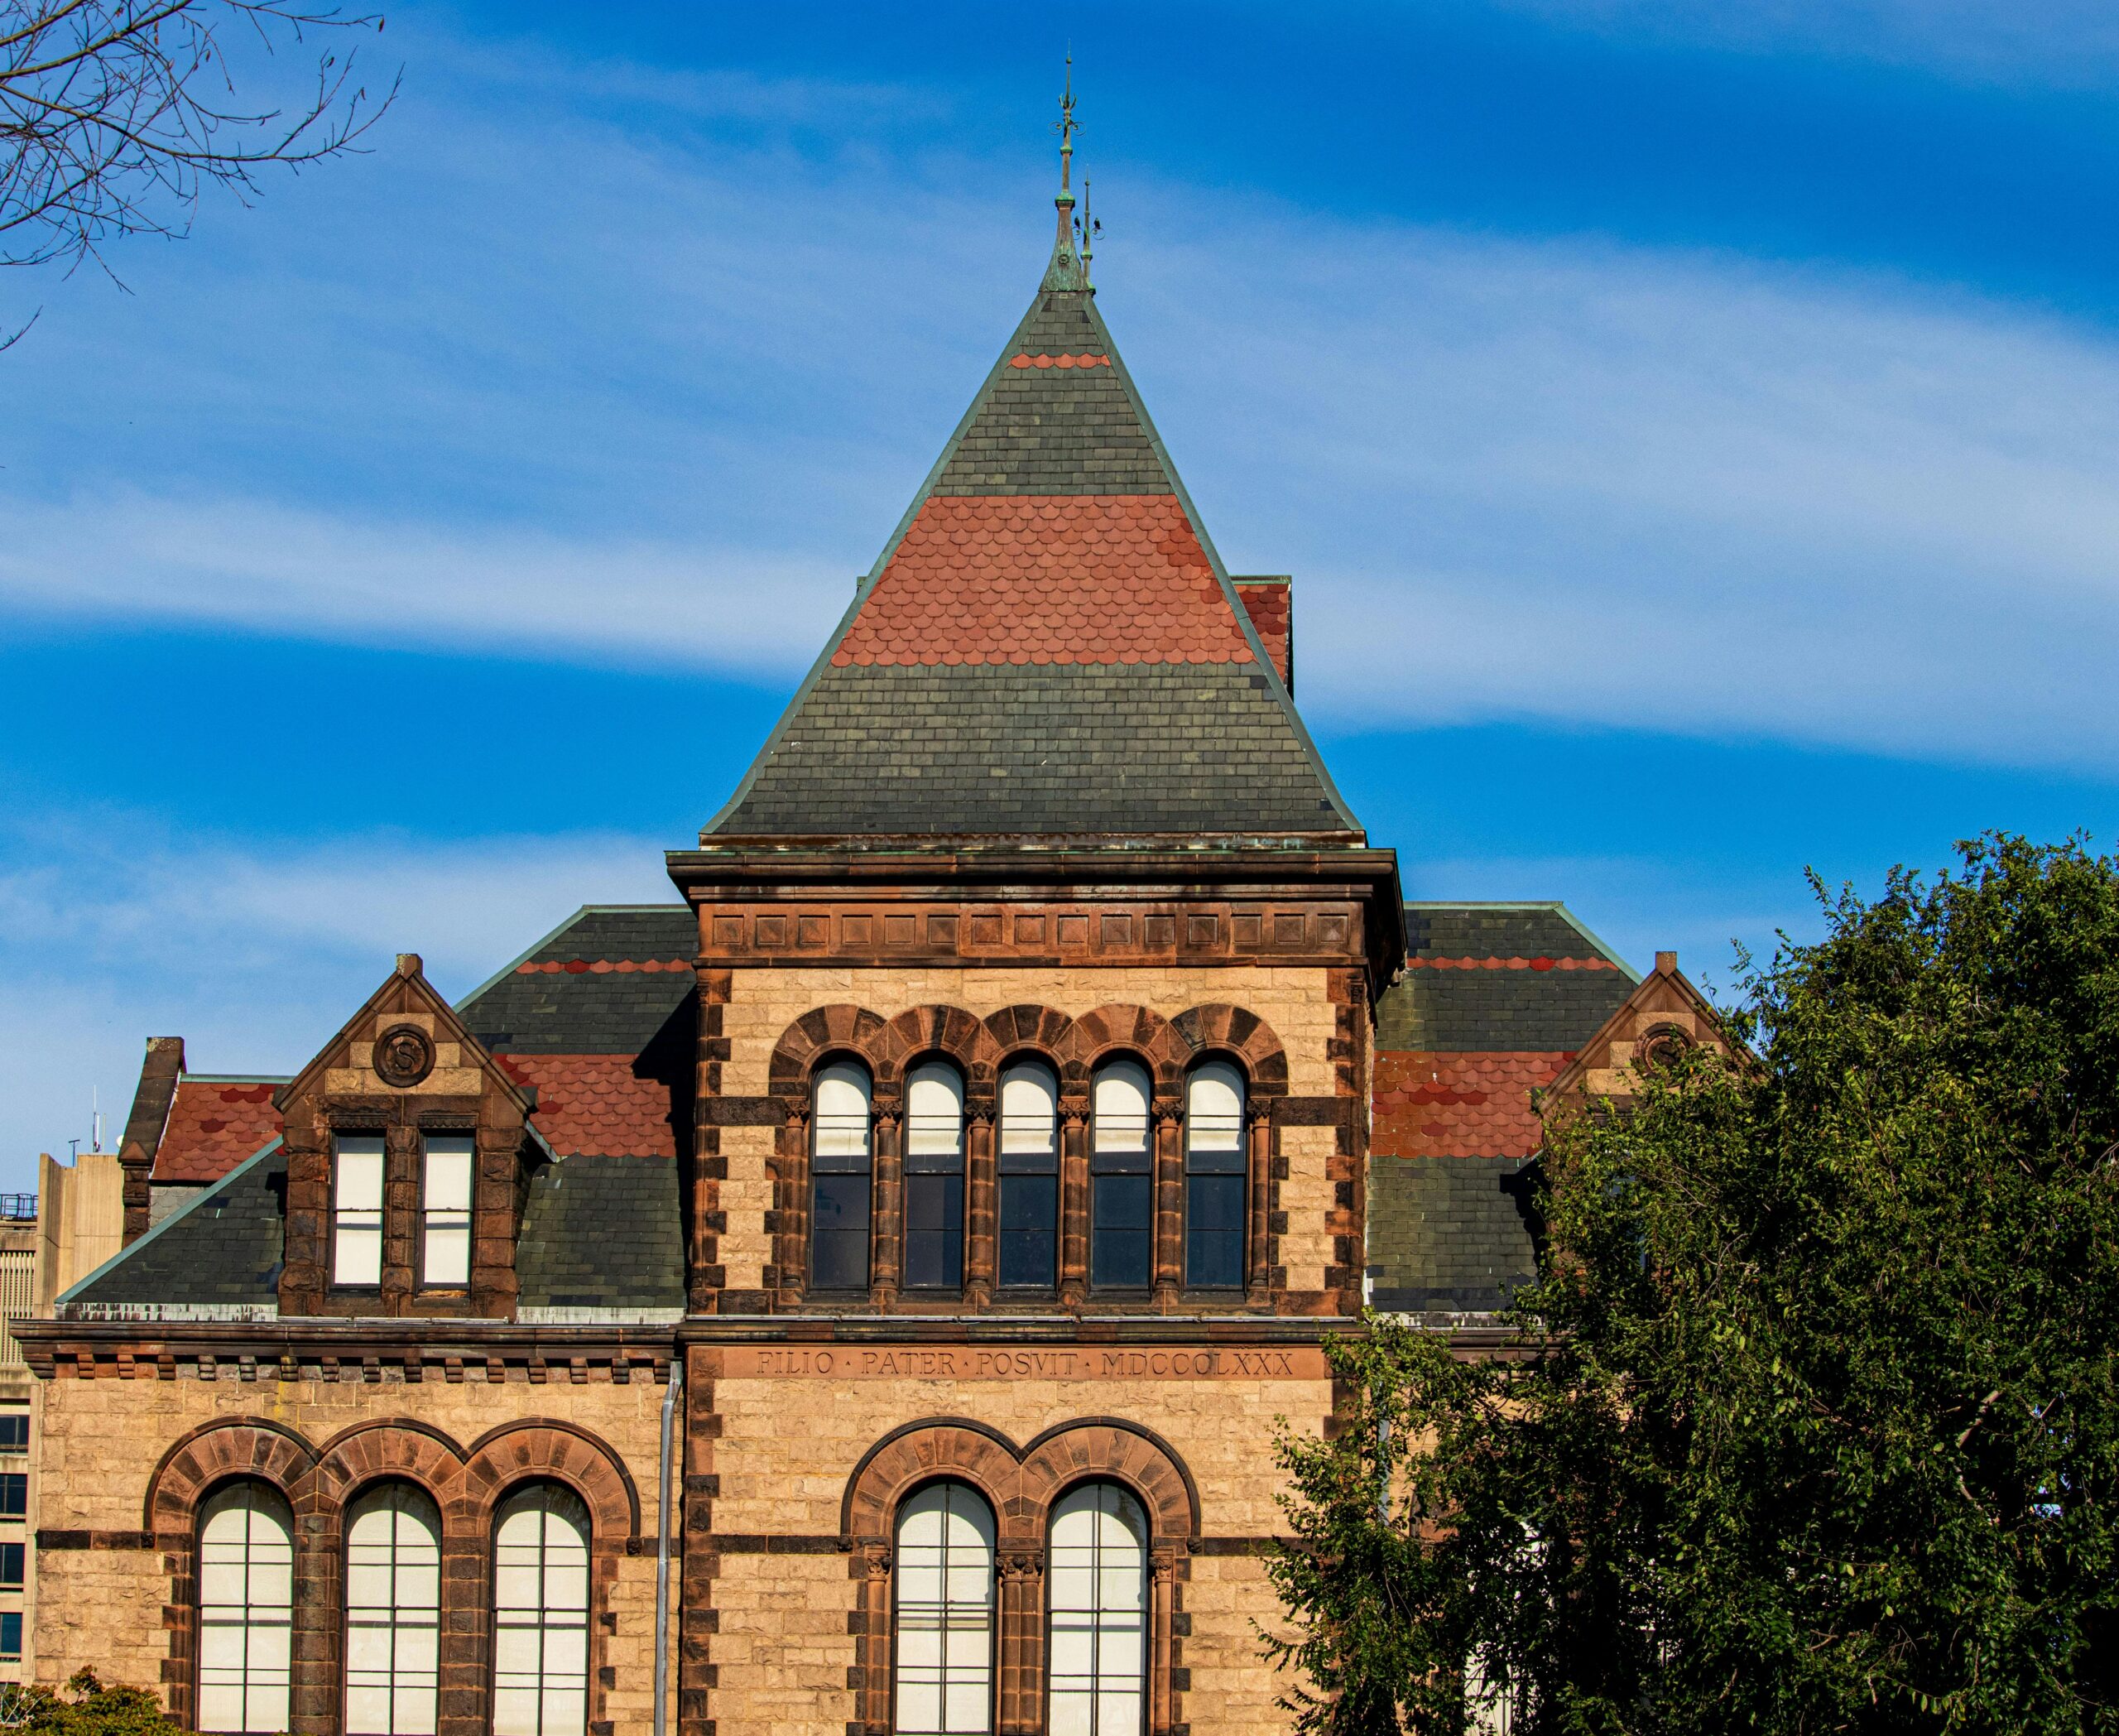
[[92, 1085, 101, 1154]]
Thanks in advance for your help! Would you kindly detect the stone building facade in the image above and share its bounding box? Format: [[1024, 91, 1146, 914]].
[[18, 153, 1712, 1736]]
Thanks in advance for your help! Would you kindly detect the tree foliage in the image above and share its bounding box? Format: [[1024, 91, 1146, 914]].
[[2, 0, 395, 305], [2, 1671, 188, 1734], [1270, 836, 2119, 1735]]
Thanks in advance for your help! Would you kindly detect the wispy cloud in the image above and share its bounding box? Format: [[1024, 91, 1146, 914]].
[[1484, 0, 2119, 87], [0, 820, 675, 1180], [0, 493, 843, 676], [13, 177, 2119, 775]]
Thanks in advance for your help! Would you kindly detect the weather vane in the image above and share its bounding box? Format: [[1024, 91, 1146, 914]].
[[1056, 50, 1078, 192]]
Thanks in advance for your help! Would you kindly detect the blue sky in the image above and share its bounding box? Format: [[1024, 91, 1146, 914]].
[[5, 0, 2118, 1181]]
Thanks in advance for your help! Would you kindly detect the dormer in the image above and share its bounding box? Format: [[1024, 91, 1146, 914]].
[[274, 953, 536, 1319]]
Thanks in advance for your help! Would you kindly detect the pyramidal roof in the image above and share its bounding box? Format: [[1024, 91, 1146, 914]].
[[704, 171, 1360, 846]]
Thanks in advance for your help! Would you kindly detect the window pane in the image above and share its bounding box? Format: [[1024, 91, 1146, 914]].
[[1092, 1060, 1150, 1157], [1047, 1484, 1146, 1736], [333, 1136, 385, 1287], [420, 1137, 473, 1287], [905, 1063, 965, 1291], [0, 1412, 28, 1451], [492, 1484, 591, 1736], [998, 1062, 1058, 1164], [345, 1484, 442, 1736], [0, 1541, 22, 1589], [1184, 1062, 1243, 1154], [812, 1063, 872, 1289], [997, 1173, 1058, 1289], [199, 1483, 294, 1734], [1091, 1175, 1151, 1291], [0, 1474, 26, 1517], [894, 1483, 994, 1736]]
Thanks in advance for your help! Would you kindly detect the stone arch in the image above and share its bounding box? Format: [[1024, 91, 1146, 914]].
[[1170, 1003, 1290, 1096], [1055, 1005, 1185, 1094], [459, 1418, 641, 1542], [766, 1003, 892, 1097], [144, 1417, 317, 1535], [871, 1004, 1003, 1089], [310, 1417, 467, 1513], [841, 1417, 1024, 1542], [1019, 1417, 1199, 1545], [983, 1005, 1074, 1069]]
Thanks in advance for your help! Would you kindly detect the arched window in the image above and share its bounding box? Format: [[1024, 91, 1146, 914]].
[[903, 1061, 967, 1291], [197, 1482, 294, 1734], [894, 1482, 996, 1736], [810, 1060, 873, 1291], [344, 1483, 442, 1736], [1089, 1060, 1152, 1291], [997, 1060, 1060, 1291], [1047, 1484, 1148, 1736], [493, 1484, 592, 1736], [1183, 1061, 1246, 1291]]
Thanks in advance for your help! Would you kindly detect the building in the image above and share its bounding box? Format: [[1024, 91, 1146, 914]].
[[18, 137, 1718, 1736]]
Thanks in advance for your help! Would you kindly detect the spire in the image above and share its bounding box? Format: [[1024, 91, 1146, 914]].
[[1043, 55, 1088, 293]]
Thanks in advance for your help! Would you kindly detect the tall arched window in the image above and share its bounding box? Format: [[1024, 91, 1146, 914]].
[[197, 1482, 294, 1734], [1089, 1060, 1152, 1291], [1047, 1484, 1148, 1736], [903, 1061, 967, 1291], [810, 1060, 873, 1291], [997, 1060, 1060, 1291], [344, 1483, 442, 1736], [894, 1482, 996, 1736], [493, 1484, 592, 1736], [1184, 1060, 1246, 1290]]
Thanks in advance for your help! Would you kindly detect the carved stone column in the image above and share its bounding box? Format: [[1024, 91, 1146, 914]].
[[1152, 1100, 1184, 1308], [1246, 1101, 1274, 1306], [381, 1121, 420, 1315], [965, 1101, 997, 1307], [777, 1101, 810, 1302], [854, 1541, 894, 1734], [997, 1544, 1047, 1735], [1150, 1541, 1184, 1736], [1059, 1100, 1089, 1307], [871, 1103, 902, 1307]]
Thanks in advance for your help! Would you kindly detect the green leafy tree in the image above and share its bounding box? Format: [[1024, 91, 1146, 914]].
[[1269, 836, 2119, 1736], [3, 1671, 190, 1734]]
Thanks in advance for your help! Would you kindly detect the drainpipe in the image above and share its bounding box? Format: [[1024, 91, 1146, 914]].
[[654, 1353, 685, 1736]]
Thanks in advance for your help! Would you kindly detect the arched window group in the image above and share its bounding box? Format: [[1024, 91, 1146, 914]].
[[889, 1480, 1149, 1736], [195, 1479, 593, 1736], [808, 1053, 1252, 1299]]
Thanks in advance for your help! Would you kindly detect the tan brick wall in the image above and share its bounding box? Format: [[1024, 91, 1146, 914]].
[[721, 965, 1339, 1098], [717, 964, 1343, 1293], [34, 1374, 670, 1724], [706, 1368, 1328, 1736], [1276, 1124, 1338, 1296]]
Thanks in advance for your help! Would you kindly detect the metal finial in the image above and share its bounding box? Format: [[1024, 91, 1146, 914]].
[[1056, 50, 1078, 192]]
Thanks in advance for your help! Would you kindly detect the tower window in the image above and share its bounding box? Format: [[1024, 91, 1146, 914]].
[[1046, 1483, 1147, 1736], [197, 1482, 294, 1734], [997, 1060, 1060, 1291], [331, 1134, 385, 1286], [1183, 1061, 1246, 1290], [344, 1484, 442, 1736], [810, 1061, 874, 1291], [903, 1062, 966, 1291], [1089, 1060, 1152, 1291], [420, 1133, 473, 1288], [894, 1482, 995, 1734], [492, 1483, 592, 1736]]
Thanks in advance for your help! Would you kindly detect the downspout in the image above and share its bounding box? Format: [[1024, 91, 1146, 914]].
[[654, 1352, 685, 1736]]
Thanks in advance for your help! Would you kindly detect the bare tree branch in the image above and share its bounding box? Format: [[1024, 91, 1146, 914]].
[[1, 0, 397, 281]]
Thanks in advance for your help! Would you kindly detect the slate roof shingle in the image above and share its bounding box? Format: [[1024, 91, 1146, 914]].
[[1368, 904, 1637, 1314], [516, 1155, 684, 1311], [705, 228, 1354, 843], [151, 1078, 286, 1184]]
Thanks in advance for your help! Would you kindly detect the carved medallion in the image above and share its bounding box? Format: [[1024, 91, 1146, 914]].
[[372, 1023, 436, 1088]]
